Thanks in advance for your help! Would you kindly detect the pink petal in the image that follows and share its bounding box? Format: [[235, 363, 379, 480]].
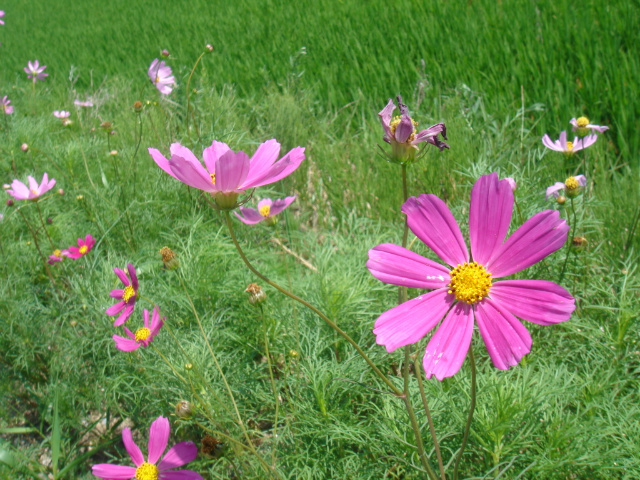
[[122, 427, 144, 466], [366, 243, 450, 289], [158, 441, 198, 470], [114, 304, 135, 327], [215, 150, 250, 192], [127, 264, 139, 290], [27, 175, 39, 193], [413, 123, 445, 144], [114, 268, 130, 286], [475, 298, 532, 370], [268, 195, 296, 216], [469, 173, 513, 265], [91, 464, 136, 479], [148, 416, 170, 464], [234, 207, 265, 224], [402, 194, 469, 267], [545, 182, 565, 200], [542, 134, 561, 152], [240, 139, 282, 185], [168, 154, 215, 192], [109, 289, 124, 299], [149, 147, 179, 180], [378, 98, 395, 140], [123, 327, 136, 340], [373, 288, 452, 352], [574, 175, 587, 186], [243, 146, 305, 188], [577, 134, 598, 150], [159, 470, 203, 480], [106, 301, 126, 316], [9, 179, 29, 198], [490, 280, 575, 325], [202, 141, 231, 172], [488, 210, 568, 277], [423, 302, 474, 380], [394, 114, 414, 143]]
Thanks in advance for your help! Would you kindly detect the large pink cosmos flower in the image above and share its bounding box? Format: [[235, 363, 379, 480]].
[[367, 173, 575, 380], [106, 263, 139, 326], [148, 58, 176, 95], [113, 307, 163, 352], [149, 139, 305, 209], [2, 96, 13, 115], [234, 196, 296, 225], [542, 131, 597, 155], [6, 173, 56, 201], [63, 234, 95, 259], [24, 60, 48, 82], [92, 416, 202, 480]]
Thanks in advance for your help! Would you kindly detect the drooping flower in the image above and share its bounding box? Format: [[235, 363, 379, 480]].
[[48, 249, 66, 264], [570, 117, 608, 137], [2, 96, 13, 115], [542, 131, 597, 155], [149, 140, 305, 210], [367, 173, 575, 380], [113, 307, 163, 352], [74, 99, 94, 107], [546, 174, 587, 200], [378, 95, 449, 163], [148, 58, 176, 95], [24, 60, 48, 82], [234, 196, 296, 225], [106, 263, 139, 326], [6, 173, 56, 201], [92, 415, 202, 480], [53, 110, 70, 119], [63, 234, 95, 259]]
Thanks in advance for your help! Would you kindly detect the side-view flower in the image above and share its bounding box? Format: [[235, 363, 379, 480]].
[[542, 131, 597, 155], [570, 116, 608, 136], [234, 196, 296, 225], [6, 173, 56, 201], [148, 58, 176, 95], [113, 307, 163, 351], [63, 234, 95, 259], [1, 96, 13, 115], [106, 263, 139, 326], [546, 174, 587, 200]]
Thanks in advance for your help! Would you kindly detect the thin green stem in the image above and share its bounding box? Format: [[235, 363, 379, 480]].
[[259, 304, 280, 469], [558, 197, 578, 284], [453, 347, 477, 480], [185, 51, 207, 143], [17, 208, 57, 287], [35, 202, 55, 249]]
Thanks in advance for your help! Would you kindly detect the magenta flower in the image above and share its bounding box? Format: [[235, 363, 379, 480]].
[[149, 139, 305, 209], [542, 131, 597, 155], [113, 307, 163, 352], [546, 174, 587, 200], [0, 10, 4, 25], [74, 99, 94, 107], [106, 263, 139, 326], [63, 234, 95, 259], [6, 173, 56, 201], [24, 60, 48, 82], [570, 116, 608, 136], [92, 416, 202, 480], [48, 249, 66, 264], [379, 95, 448, 163], [2, 96, 13, 115], [367, 173, 575, 380], [53, 110, 70, 119], [234, 196, 296, 225], [148, 58, 176, 95]]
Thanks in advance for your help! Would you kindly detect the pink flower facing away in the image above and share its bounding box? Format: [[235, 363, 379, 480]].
[[570, 116, 608, 136], [106, 263, 139, 326], [148, 58, 176, 95], [149, 139, 305, 210], [48, 249, 66, 265], [53, 110, 70, 119], [367, 173, 575, 380], [63, 234, 95, 259], [234, 195, 296, 225], [2, 96, 13, 115], [542, 131, 597, 155], [546, 174, 587, 200], [74, 99, 94, 107], [92, 415, 202, 480], [379, 95, 449, 163], [113, 307, 163, 352], [24, 60, 48, 82], [6, 173, 56, 201]]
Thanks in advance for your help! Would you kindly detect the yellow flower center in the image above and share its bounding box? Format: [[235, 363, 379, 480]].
[[259, 204, 271, 218], [155, 76, 160, 84], [565, 141, 574, 152], [576, 116, 589, 128], [389, 116, 418, 142], [447, 262, 492, 304], [135, 327, 151, 342], [53, 249, 61, 257], [122, 285, 136, 303], [135, 462, 158, 480], [564, 176, 579, 190], [30, 189, 39, 195], [210, 173, 216, 184], [79, 245, 88, 255]]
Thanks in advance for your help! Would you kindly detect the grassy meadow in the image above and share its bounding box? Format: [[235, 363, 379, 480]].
[[1, 0, 639, 478]]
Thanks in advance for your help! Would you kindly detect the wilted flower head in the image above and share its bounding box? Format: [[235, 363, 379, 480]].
[[159, 246, 179, 270], [74, 99, 94, 108], [112, 307, 163, 352], [542, 131, 597, 155], [63, 234, 95, 259], [570, 117, 608, 137], [6, 173, 56, 201], [546, 175, 587, 200], [106, 263, 139, 326], [245, 283, 267, 305], [235, 196, 296, 225], [175, 401, 193, 419], [149, 139, 305, 210], [24, 60, 48, 82], [1, 96, 13, 115], [148, 58, 176, 95], [378, 95, 448, 163]]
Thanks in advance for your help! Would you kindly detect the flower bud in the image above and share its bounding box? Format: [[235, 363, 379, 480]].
[[76, 195, 84, 201], [100, 121, 112, 131], [21, 143, 29, 152], [185, 363, 193, 370], [289, 349, 299, 359], [6, 198, 14, 207], [556, 195, 566, 205], [159, 246, 180, 270], [58, 189, 64, 195], [201, 435, 222, 457], [133, 101, 143, 113], [205, 44, 214, 53], [245, 283, 266, 305], [69, 320, 78, 327], [109, 150, 118, 156], [46, 217, 53, 225], [161, 49, 170, 58], [175, 400, 193, 419], [572, 236, 588, 249]]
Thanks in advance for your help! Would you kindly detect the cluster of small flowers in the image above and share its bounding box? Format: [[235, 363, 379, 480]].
[[48, 234, 95, 264]]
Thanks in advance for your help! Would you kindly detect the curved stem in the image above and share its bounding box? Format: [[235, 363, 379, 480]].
[[35, 202, 55, 249], [223, 211, 403, 396], [558, 197, 577, 284], [259, 304, 280, 468], [185, 51, 207, 143], [453, 347, 477, 480]]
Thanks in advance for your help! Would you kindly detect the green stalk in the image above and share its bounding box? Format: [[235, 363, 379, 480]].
[[452, 347, 477, 480]]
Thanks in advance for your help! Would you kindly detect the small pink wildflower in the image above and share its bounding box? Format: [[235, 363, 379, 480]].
[[92, 416, 202, 480], [0, 10, 4, 25], [74, 99, 94, 107], [6, 173, 56, 201], [24, 60, 48, 82], [546, 175, 587, 200], [113, 307, 164, 352], [542, 131, 597, 155], [48, 249, 66, 264], [106, 263, 139, 326], [2, 96, 13, 115], [570, 116, 608, 136], [53, 110, 70, 119], [148, 58, 176, 95], [235, 196, 296, 225], [63, 234, 95, 259]]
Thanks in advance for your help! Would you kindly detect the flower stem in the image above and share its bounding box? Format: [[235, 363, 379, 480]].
[[185, 51, 207, 143], [259, 304, 280, 469], [35, 202, 55, 249], [17, 207, 57, 287], [223, 211, 403, 397], [453, 346, 477, 480], [558, 197, 577, 284]]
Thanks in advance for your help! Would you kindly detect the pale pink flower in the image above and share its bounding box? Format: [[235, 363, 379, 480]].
[[113, 307, 163, 351], [74, 99, 93, 107], [234, 196, 296, 225], [0, 10, 4, 25], [63, 234, 95, 259], [53, 110, 70, 119], [542, 131, 597, 155], [2, 96, 13, 115], [149, 139, 305, 209], [92, 416, 202, 480], [106, 264, 139, 326], [48, 249, 66, 264], [6, 173, 56, 201], [24, 60, 48, 82], [367, 173, 575, 380], [570, 117, 608, 135], [546, 175, 587, 200], [504, 177, 516, 192], [148, 58, 176, 95]]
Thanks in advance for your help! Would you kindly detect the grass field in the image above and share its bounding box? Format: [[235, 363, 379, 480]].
[[1, 0, 639, 478]]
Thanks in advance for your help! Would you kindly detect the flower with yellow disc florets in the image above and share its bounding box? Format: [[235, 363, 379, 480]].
[[570, 116, 609, 137], [546, 174, 587, 200], [234, 196, 296, 225], [542, 131, 597, 156], [112, 307, 163, 351], [106, 263, 140, 326]]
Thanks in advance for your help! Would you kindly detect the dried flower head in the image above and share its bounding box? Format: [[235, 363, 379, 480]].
[[175, 400, 193, 419], [245, 283, 267, 305], [159, 246, 180, 270]]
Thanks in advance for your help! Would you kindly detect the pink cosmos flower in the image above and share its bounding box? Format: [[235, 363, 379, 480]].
[[234, 196, 296, 225], [149, 139, 305, 209], [113, 307, 163, 352], [63, 234, 95, 259], [367, 173, 575, 380], [6, 173, 56, 201], [74, 99, 94, 107], [92, 416, 202, 480], [379, 95, 448, 163], [48, 249, 66, 264], [24, 60, 48, 82], [53, 110, 70, 119], [106, 263, 139, 326], [542, 131, 597, 155], [0, 10, 4, 25], [2, 96, 13, 115], [570, 117, 608, 135], [148, 58, 176, 95], [546, 174, 587, 200]]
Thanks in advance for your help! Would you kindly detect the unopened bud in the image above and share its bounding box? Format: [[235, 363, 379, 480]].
[[245, 283, 266, 305], [160, 246, 180, 270], [161, 49, 170, 58], [21, 143, 29, 152], [175, 400, 193, 419], [6, 198, 14, 207], [504, 177, 517, 192], [185, 363, 193, 370], [58, 189, 64, 195], [133, 101, 143, 113], [289, 349, 299, 359], [205, 44, 214, 53], [556, 195, 566, 205], [70, 320, 78, 327], [76, 195, 84, 201], [46, 217, 53, 225], [110, 150, 118, 156], [572, 236, 588, 249], [100, 121, 112, 131]]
